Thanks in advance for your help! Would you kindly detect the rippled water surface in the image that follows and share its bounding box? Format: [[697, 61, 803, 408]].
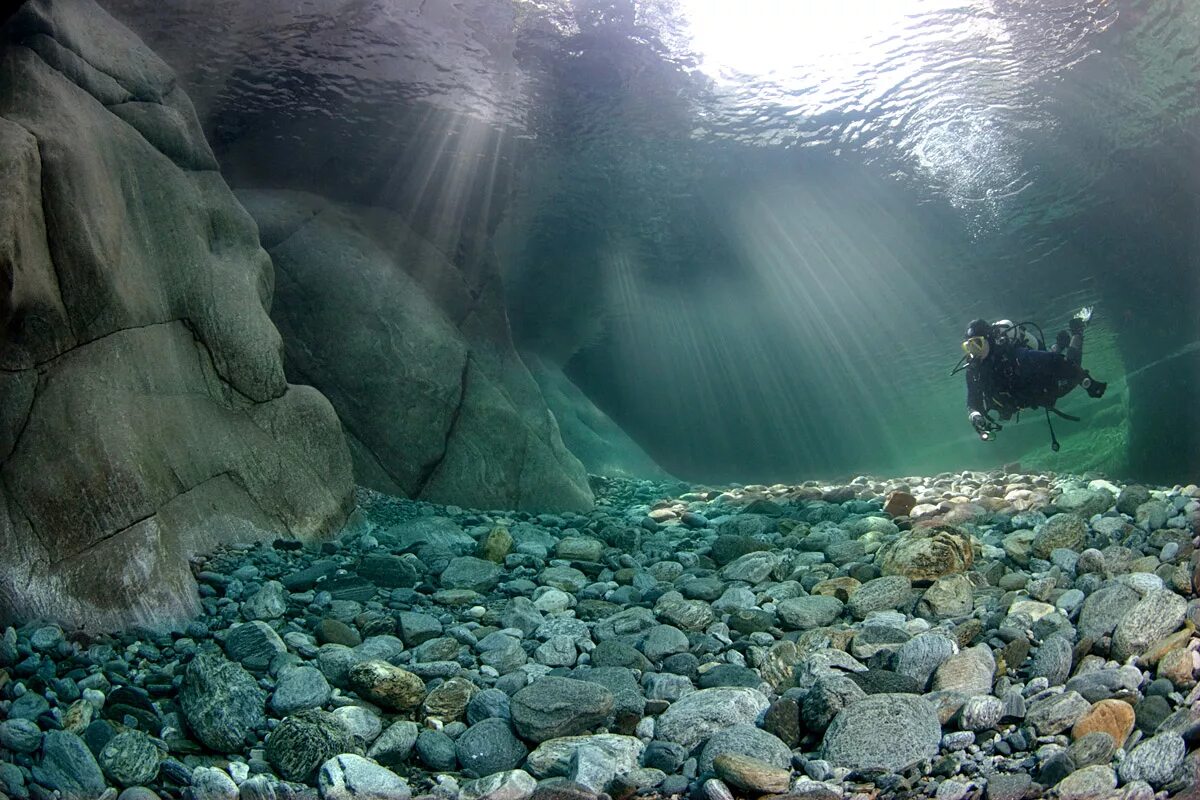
[[108, 0, 1200, 482]]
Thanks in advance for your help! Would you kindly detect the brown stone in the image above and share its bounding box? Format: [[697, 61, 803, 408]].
[[478, 527, 513, 563], [811, 577, 861, 603], [1158, 647, 1197, 689], [1071, 699, 1135, 749], [713, 753, 791, 794], [1140, 626, 1195, 666], [423, 676, 478, 720], [348, 660, 425, 711], [884, 491, 917, 517], [877, 525, 973, 584]]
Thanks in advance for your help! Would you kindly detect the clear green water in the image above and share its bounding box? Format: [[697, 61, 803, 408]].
[[106, 0, 1200, 486]]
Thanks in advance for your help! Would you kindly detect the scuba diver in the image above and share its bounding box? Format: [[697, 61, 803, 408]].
[[955, 307, 1107, 451]]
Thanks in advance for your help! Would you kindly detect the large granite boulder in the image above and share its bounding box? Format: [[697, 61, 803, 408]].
[[0, 0, 353, 631], [237, 188, 593, 512], [524, 353, 670, 480]]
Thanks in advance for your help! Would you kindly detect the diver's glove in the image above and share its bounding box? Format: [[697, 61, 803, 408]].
[[1069, 306, 1093, 334]]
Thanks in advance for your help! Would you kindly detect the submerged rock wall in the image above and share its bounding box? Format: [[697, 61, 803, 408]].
[[238, 189, 595, 514], [524, 353, 672, 481], [0, 0, 354, 630]]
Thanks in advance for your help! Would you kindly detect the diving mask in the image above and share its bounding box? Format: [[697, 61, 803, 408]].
[[962, 336, 990, 359]]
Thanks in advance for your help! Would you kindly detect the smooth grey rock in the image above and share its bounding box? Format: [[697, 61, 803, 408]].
[[847, 576, 913, 619], [524, 734, 644, 779], [510, 677, 614, 743], [330, 706, 382, 744], [241, 189, 593, 513], [31, 731, 106, 799], [243, 581, 288, 620], [568, 743, 617, 793], [720, 552, 780, 584], [776, 596, 843, 630], [0, 14, 351, 632], [698, 725, 791, 773], [456, 718, 528, 778], [1078, 584, 1140, 641], [415, 728, 457, 771], [655, 687, 770, 751], [460, 769, 537, 800], [318, 754, 411, 800], [932, 644, 995, 695], [272, 666, 332, 716], [467, 689, 512, 725], [641, 626, 689, 663], [893, 633, 957, 691], [190, 767, 238, 800], [0, 718, 42, 753], [367, 721, 421, 769], [441, 557, 503, 593], [1056, 489, 1114, 520], [1054, 764, 1116, 800], [821, 693, 940, 772]]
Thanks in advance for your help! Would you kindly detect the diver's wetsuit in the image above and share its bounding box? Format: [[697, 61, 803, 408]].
[[966, 329, 1086, 420]]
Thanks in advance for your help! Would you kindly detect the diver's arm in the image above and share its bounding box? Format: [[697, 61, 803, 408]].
[[965, 366, 989, 435], [965, 365, 986, 419]]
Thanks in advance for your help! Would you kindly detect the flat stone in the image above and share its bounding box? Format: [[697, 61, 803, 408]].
[[698, 724, 791, 773], [1026, 691, 1091, 736], [713, 753, 791, 795], [461, 770, 538, 800], [1112, 590, 1187, 661], [932, 644, 995, 695], [511, 677, 614, 743], [655, 687, 770, 751], [367, 720, 421, 768], [1054, 764, 1116, 800], [525, 735, 644, 779], [821, 693, 941, 772], [31, 731, 107, 800], [776, 596, 843, 630], [318, 753, 411, 800]]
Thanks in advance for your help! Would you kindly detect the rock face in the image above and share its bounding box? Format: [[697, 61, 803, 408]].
[[0, 0, 353, 631], [237, 189, 594, 513], [524, 353, 671, 480]]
